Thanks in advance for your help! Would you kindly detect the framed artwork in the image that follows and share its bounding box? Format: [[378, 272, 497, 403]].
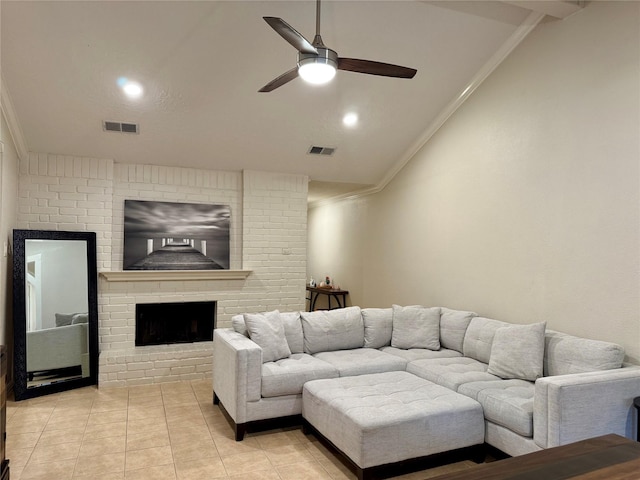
[[123, 200, 230, 270]]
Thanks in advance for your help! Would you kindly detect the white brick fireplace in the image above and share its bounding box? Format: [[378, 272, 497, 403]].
[[17, 154, 308, 387]]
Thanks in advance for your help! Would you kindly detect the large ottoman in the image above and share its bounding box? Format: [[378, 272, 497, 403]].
[[302, 371, 485, 480]]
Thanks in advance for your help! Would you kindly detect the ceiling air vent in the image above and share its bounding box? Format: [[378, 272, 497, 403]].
[[308, 145, 335, 156], [103, 121, 139, 134]]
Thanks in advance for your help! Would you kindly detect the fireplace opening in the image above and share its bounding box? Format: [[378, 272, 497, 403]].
[[135, 301, 216, 347]]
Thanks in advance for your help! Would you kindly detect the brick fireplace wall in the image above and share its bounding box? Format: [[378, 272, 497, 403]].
[[17, 153, 308, 386]]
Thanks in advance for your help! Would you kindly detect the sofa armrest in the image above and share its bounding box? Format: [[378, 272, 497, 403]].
[[534, 366, 640, 449], [213, 328, 262, 424]]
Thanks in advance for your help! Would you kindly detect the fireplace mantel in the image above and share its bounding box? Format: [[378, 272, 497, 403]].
[[99, 269, 252, 282]]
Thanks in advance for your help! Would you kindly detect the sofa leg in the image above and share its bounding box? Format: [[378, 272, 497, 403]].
[[235, 423, 246, 442], [470, 444, 487, 464], [215, 397, 247, 441], [357, 466, 371, 480], [302, 419, 311, 435]]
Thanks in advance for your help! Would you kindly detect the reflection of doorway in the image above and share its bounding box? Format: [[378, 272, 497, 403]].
[[26, 254, 42, 332]]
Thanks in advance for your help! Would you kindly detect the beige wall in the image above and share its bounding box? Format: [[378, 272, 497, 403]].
[[1, 109, 20, 381], [307, 197, 369, 309], [308, 2, 640, 362]]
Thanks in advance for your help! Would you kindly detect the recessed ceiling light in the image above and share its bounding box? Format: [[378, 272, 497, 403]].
[[117, 77, 143, 98], [343, 112, 358, 127]]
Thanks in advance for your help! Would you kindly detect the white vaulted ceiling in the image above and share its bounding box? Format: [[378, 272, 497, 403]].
[[1, 1, 582, 201]]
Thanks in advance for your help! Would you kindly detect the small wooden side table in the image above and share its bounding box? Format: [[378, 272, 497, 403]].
[[306, 286, 349, 311]]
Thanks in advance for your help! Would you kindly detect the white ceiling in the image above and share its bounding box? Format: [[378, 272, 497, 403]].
[[1, 1, 580, 201]]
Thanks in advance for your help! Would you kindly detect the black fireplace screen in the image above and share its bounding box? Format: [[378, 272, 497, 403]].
[[135, 301, 216, 347]]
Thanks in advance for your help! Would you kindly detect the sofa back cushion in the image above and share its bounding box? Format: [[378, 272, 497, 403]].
[[544, 330, 624, 376], [362, 308, 393, 348], [440, 308, 476, 353], [463, 316, 510, 363], [232, 311, 304, 354], [391, 305, 441, 350], [300, 306, 364, 354], [280, 312, 304, 354]]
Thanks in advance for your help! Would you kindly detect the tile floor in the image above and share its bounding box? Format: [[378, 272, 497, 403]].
[[6, 379, 477, 480]]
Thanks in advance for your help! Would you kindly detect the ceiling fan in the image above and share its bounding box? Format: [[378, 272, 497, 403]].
[[259, 0, 417, 92]]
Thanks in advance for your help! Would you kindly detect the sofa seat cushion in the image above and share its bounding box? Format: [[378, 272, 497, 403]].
[[381, 346, 462, 362], [313, 348, 407, 377], [261, 353, 339, 398], [458, 380, 535, 437], [407, 357, 500, 391]]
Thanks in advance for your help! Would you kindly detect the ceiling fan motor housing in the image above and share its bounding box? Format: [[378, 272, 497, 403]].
[[298, 47, 338, 70]]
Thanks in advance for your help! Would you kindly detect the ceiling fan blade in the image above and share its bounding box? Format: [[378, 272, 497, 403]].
[[259, 67, 299, 93], [338, 58, 417, 79], [263, 17, 317, 55]]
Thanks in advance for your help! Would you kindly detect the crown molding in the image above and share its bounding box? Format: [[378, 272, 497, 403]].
[[308, 10, 545, 210], [1, 75, 29, 162]]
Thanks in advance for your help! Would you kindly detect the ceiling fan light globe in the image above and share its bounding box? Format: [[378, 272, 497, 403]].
[[299, 62, 336, 85], [298, 47, 338, 85]]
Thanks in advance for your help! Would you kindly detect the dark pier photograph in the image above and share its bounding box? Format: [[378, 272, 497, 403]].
[[123, 200, 230, 270]]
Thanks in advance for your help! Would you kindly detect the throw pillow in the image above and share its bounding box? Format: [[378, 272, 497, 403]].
[[232, 312, 304, 353], [391, 305, 441, 350], [55, 313, 75, 327], [71, 313, 88, 324], [243, 310, 291, 363], [488, 322, 546, 381]]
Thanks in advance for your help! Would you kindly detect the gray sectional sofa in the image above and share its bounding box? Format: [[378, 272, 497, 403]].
[[212, 305, 640, 457]]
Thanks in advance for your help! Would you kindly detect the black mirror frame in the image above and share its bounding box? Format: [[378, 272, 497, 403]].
[[12, 229, 99, 400]]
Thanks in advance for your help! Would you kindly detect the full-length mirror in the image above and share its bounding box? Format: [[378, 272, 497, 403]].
[[13, 230, 98, 400]]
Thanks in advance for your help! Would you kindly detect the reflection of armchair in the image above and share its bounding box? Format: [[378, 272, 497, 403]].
[[26, 323, 89, 377]]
